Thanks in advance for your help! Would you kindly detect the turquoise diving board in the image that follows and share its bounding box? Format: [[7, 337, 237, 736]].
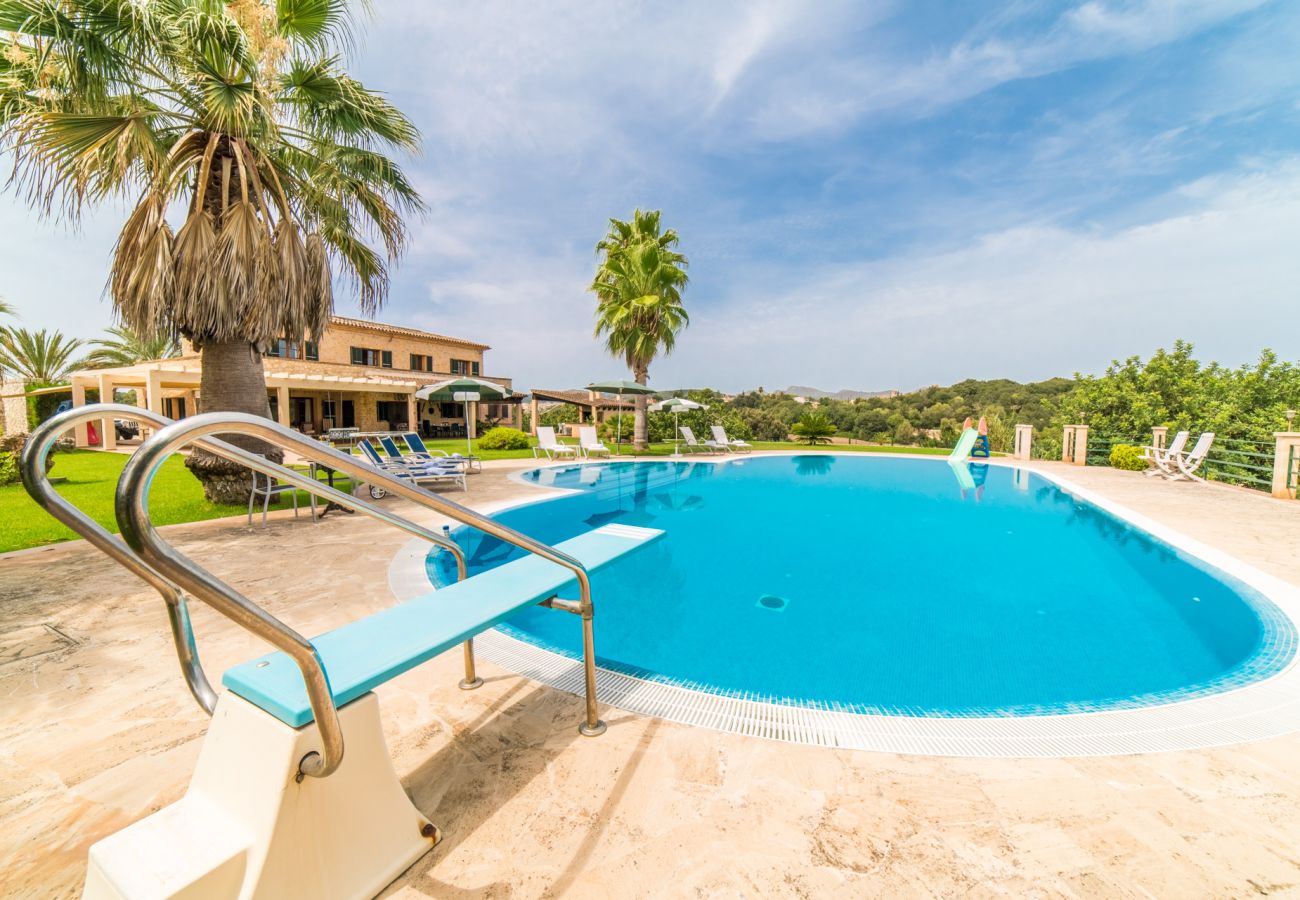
[[223, 524, 664, 727]]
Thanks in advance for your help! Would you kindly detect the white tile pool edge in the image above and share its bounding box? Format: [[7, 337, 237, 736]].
[[387, 454, 1300, 758]]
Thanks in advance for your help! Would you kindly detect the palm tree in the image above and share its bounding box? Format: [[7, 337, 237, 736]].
[[591, 210, 689, 449], [0, 299, 13, 319], [0, 328, 84, 383], [1, 0, 422, 502], [84, 326, 181, 369]]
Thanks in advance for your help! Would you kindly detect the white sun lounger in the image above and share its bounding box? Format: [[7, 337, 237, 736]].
[[1164, 432, 1215, 482], [579, 426, 611, 459], [679, 426, 724, 454], [1140, 430, 1189, 478], [711, 425, 752, 453], [534, 426, 578, 460], [358, 440, 466, 494]]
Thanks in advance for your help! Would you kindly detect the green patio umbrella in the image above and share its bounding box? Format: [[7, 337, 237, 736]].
[[649, 397, 706, 457], [416, 377, 513, 457], [586, 380, 659, 454]]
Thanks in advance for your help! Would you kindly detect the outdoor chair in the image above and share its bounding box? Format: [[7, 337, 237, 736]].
[[403, 432, 481, 473], [534, 426, 579, 460], [579, 426, 611, 459], [711, 425, 752, 453], [680, 426, 725, 454], [248, 470, 316, 526], [1140, 430, 1189, 478], [357, 440, 466, 496], [1164, 432, 1215, 482]]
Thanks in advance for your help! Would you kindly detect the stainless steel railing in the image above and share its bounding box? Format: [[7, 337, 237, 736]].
[[115, 412, 603, 781], [19, 404, 470, 721]]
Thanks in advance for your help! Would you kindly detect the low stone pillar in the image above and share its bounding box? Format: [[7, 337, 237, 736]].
[[1, 380, 28, 438], [1061, 425, 1077, 463], [1073, 425, 1088, 466], [1151, 426, 1168, 450], [1013, 424, 1033, 459], [1271, 432, 1300, 499], [529, 396, 539, 435]]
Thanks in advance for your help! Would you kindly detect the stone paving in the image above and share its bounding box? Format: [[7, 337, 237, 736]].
[[2, 455, 1299, 898]]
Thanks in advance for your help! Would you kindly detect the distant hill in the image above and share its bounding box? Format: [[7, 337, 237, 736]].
[[783, 385, 899, 401]]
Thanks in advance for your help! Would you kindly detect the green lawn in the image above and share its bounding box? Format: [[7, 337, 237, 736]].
[[1, 450, 247, 553], [2, 439, 961, 553]]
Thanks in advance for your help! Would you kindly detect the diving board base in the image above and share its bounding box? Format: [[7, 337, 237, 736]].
[[83, 691, 435, 900]]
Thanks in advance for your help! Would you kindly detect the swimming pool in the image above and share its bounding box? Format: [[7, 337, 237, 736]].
[[424, 456, 1296, 720]]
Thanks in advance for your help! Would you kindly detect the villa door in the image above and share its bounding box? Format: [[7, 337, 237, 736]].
[[341, 400, 356, 428], [291, 397, 313, 430]]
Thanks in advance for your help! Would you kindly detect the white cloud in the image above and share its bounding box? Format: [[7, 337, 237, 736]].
[[672, 160, 1300, 391]]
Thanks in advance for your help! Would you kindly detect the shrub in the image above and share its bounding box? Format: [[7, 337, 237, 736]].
[[791, 413, 837, 445], [1109, 444, 1147, 471], [477, 426, 531, 451]]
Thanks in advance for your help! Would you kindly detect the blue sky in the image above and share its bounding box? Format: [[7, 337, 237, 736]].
[[2, 0, 1299, 392]]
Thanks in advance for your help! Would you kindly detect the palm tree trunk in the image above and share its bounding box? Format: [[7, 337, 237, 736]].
[[633, 362, 649, 450], [183, 339, 282, 504]]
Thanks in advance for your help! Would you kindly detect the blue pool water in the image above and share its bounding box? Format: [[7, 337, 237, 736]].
[[427, 456, 1296, 717]]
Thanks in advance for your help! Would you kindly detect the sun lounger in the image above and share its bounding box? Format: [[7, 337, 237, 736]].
[[534, 425, 578, 460], [680, 426, 724, 454], [358, 439, 466, 494], [402, 432, 481, 473], [1164, 432, 1215, 482], [711, 425, 752, 453], [579, 426, 611, 458], [1140, 430, 1189, 478]]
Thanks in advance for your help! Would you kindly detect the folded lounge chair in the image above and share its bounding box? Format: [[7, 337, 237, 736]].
[[1164, 432, 1215, 482], [680, 426, 725, 454], [711, 425, 752, 453], [402, 433, 481, 473], [578, 426, 611, 459], [534, 426, 579, 460], [1140, 430, 1189, 478]]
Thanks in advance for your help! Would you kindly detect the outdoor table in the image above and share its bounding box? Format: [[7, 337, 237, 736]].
[[308, 461, 356, 519]]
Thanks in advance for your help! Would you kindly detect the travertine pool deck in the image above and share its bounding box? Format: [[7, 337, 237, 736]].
[[2, 456, 1300, 898]]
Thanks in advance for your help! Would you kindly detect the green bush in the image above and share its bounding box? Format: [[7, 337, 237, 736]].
[[792, 413, 837, 445], [477, 426, 531, 451], [1109, 444, 1147, 471]]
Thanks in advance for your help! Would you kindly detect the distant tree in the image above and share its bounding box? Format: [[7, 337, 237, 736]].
[[84, 326, 180, 369], [591, 209, 689, 449], [0, 328, 83, 383]]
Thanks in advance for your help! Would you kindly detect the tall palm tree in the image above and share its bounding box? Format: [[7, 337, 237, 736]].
[[0, 327, 83, 383], [84, 325, 181, 369], [1, 0, 423, 501], [592, 213, 689, 448], [0, 298, 14, 319]]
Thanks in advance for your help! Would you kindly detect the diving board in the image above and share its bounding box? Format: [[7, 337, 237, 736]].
[[225, 523, 662, 727]]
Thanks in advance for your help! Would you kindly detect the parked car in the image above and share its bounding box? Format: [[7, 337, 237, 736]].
[[52, 400, 141, 441]]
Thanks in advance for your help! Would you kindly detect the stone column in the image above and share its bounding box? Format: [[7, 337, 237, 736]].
[[1, 380, 28, 438], [1061, 425, 1076, 463], [1270, 432, 1300, 499], [276, 386, 291, 427], [1073, 425, 1088, 466], [529, 396, 539, 435], [1151, 426, 1168, 450], [97, 374, 117, 450], [143, 368, 165, 439], [72, 377, 89, 446], [1013, 424, 1033, 460], [406, 394, 418, 435]]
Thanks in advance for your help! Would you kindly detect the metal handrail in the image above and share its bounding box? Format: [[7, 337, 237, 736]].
[[115, 412, 603, 780], [19, 404, 471, 721]]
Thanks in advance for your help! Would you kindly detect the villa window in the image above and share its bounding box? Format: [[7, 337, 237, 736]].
[[304, 342, 318, 361], [267, 338, 287, 358], [381, 350, 393, 368], [350, 346, 382, 367], [321, 400, 336, 420], [451, 358, 479, 376], [410, 353, 434, 372]]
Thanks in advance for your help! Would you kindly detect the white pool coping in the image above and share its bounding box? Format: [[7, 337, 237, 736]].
[[388, 453, 1300, 758]]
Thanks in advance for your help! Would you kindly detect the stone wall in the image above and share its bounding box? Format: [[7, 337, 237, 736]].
[[1, 380, 28, 437]]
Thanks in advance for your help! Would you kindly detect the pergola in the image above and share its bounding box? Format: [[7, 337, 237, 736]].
[[526, 388, 632, 435]]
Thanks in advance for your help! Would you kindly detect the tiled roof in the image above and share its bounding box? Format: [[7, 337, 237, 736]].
[[531, 388, 633, 408], [328, 316, 491, 350]]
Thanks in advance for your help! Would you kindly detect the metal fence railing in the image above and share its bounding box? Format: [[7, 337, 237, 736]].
[[1084, 435, 1142, 466], [1201, 438, 1276, 492]]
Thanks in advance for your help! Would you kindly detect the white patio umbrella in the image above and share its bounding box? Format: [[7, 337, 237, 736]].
[[415, 377, 513, 457], [649, 397, 706, 457]]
